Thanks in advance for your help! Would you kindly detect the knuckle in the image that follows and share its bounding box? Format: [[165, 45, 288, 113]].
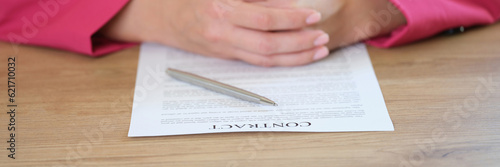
[[202, 27, 223, 42], [256, 38, 276, 55], [254, 13, 273, 30]]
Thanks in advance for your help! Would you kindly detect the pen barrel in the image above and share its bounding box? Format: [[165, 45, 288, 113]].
[[167, 69, 275, 105]]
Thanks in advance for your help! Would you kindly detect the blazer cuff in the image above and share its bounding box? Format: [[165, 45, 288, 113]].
[[367, 0, 499, 48]]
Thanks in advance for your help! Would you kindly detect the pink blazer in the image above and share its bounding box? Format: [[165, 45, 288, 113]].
[[368, 0, 500, 47], [1, 0, 499, 56], [0, 0, 133, 56]]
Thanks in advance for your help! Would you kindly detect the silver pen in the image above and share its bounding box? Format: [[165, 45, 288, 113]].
[[166, 68, 277, 106]]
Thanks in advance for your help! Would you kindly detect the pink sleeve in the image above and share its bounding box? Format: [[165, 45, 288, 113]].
[[367, 0, 500, 48], [0, 0, 135, 57]]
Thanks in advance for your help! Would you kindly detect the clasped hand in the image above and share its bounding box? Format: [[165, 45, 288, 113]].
[[101, 0, 405, 67]]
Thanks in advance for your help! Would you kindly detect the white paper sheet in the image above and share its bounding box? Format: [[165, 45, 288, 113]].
[[128, 43, 393, 137]]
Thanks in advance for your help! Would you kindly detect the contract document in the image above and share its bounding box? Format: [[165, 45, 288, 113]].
[[128, 43, 393, 137]]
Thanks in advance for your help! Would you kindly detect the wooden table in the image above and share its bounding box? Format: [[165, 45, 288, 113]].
[[1, 23, 499, 167]]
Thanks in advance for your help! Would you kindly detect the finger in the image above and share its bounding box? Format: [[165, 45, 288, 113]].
[[203, 45, 274, 67], [233, 46, 330, 67], [227, 28, 330, 55], [269, 46, 330, 66], [225, 2, 321, 31], [233, 51, 274, 67]]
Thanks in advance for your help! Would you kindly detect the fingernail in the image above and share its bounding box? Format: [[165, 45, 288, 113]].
[[306, 12, 322, 24], [314, 33, 330, 46], [313, 47, 329, 61]]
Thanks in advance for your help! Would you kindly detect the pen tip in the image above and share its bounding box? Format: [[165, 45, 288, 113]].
[[261, 98, 278, 106]]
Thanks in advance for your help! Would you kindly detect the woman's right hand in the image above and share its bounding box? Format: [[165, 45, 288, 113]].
[[100, 0, 331, 67]]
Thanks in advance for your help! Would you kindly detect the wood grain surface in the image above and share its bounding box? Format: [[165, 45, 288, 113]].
[[1, 23, 499, 167]]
